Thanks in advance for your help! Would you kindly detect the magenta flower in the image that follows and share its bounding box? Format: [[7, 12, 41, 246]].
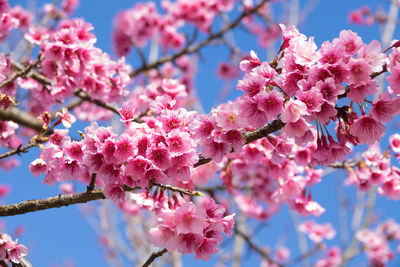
[[350, 115, 385, 145], [177, 233, 203, 254], [195, 238, 218, 261], [119, 101, 138, 122], [281, 100, 308, 123], [201, 138, 230, 163], [371, 92, 400, 123], [256, 90, 284, 122], [114, 134, 136, 163], [55, 108, 76, 128], [149, 225, 178, 251], [175, 202, 205, 234]]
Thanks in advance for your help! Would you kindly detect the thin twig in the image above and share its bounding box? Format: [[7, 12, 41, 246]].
[[74, 91, 120, 115], [129, 0, 270, 77], [152, 183, 203, 197], [141, 248, 168, 267], [235, 228, 281, 266], [0, 56, 42, 89], [86, 174, 97, 192], [0, 107, 44, 132], [0, 141, 43, 160]]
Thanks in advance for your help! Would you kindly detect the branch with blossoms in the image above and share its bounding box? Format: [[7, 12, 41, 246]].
[[3, 0, 400, 266]]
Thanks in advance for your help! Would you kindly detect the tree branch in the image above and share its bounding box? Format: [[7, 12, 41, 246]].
[[129, 0, 270, 77], [141, 248, 168, 267], [235, 228, 281, 266], [0, 56, 42, 89], [0, 189, 106, 217], [0, 107, 43, 132]]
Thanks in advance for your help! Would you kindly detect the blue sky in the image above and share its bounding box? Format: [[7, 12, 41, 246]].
[[5, 0, 400, 266]]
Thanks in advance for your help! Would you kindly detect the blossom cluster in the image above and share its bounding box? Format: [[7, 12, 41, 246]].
[[0, 233, 27, 264], [343, 134, 400, 200], [298, 220, 336, 243], [356, 219, 400, 266], [0, 0, 31, 42], [222, 137, 325, 218], [22, 18, 131, 116], [113, 0, 238, 55], [149, 197, 234, 261]]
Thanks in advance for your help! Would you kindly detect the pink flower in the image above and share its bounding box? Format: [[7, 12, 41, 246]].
[[256, 90, 284, 122], [114, 134, 136, 163], [387, 68, 400, 94], [216, 62, 239, 80], [371, 92, 400, 123], [177, 233, 203, 254], [359, 40, 387, 73], [284, 117, 311, 137], [350, 115, 385, 145], [195, 238, 218, 261], [299, 220, 336, 243], [64, 141, 84, 161], [348, 81, 377, 103], [29, 158, 48, 177], [291, 35, 319, 66], [281, 100, 308, 123], [346, 58, 372, 85], [236, 72, 266, 97], [0, 184, 10, 198], [239, 95, 268, 128], [119, 101, 138, 122], [239, 50, 262, 72], [149, 225, 178, 251], [296, 87, 323, 113], [175, 202, 205, 234], [166, 130, 193, 155], [201, 138, 230, 163], [125, 156, 150, 180], [316, 78, 344, 105], [334, 30, 363, 57], [55, 108, 76, 128], [148, 146, 170, 170], [214, 101, 247, 131], [312, 101, 337, 124], [104, 182, 125, 201], [390, 134, 400, 153], [7, 242, 27, 264], [191, 115, 216, 140]]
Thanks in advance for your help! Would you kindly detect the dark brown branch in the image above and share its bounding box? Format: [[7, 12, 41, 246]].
[[0, 189, 106, 217], [86, 173, 96, 192], [129, 0, 270, 77], [141, 248, 168, 267], [243, 119, 285, 144]]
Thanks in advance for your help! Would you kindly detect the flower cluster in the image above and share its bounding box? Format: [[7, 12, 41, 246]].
[[23, 18, 131, 115], [149, 197, 234, 261], [356, 219, 400, 266], [298, 220, 336, 243], [0, 233, 27, 264], [222, 137, 325, 218], [0, 1, 31, 41], [113, 0, 237, 56], [344, 136, 400, 199]]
